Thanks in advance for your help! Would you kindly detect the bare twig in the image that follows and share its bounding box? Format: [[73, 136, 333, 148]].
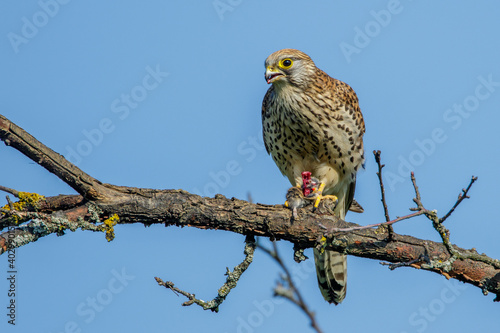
[[257, 241, 323, 333], [373, 151, 391, 221], [380, 254, 429, 270], [5, 196, 15, 211], [440, 176, 478, 223], [155, 235, 256, 312], [410, 172, 455, 254], [154, 279, 194, 303], [409, 173, 500, 271], [0, 186, 20, 197], [320, 209, 425, 234], [410, 172, 423, 209], [247, 192, 253, 204], [374, 150, 392, 238]]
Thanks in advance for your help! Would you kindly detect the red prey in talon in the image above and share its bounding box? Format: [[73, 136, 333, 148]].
[[301, 171, 319, 197]]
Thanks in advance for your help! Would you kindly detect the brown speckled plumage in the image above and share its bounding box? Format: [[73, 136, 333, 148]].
[[262, 49, 365, 304]]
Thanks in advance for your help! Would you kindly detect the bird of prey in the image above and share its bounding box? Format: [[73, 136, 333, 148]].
[[262, 49, 365, 304]]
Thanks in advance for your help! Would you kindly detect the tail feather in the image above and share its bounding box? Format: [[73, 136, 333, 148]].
[[314, 186, 350, 304], [314, 249, 347, 304], [349, 198, 364, 213]]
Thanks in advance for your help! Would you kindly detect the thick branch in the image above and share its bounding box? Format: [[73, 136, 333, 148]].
[[1, 188, 499, 300], [0, 114, 132, 201], [1, 114, 500, 301], [0, 185, 19, 197]]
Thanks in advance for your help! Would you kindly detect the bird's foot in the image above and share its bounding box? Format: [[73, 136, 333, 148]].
[[310, 183, 338, 210]]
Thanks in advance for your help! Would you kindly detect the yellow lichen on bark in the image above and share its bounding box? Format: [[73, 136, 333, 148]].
[[1, 192, 45, 223], [103, 214, 119, 242]]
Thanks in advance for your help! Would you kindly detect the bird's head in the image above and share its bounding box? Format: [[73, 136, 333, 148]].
[[264, 49, 316, 88]]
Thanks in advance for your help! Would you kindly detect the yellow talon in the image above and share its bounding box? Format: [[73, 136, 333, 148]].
[[285, 201, 289, 207], [313, 183, 338, 208], [313, 183, 325, 208]]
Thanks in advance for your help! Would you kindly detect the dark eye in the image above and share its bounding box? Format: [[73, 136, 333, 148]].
[[279, 58, 293, 69]]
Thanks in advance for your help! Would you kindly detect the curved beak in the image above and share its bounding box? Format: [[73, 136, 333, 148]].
[[265, 67, 284, 84]]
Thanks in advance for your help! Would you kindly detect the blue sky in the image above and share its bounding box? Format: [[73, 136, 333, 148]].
[[1, 1, 499, 332]]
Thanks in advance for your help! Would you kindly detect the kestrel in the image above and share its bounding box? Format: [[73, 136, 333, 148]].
[[262, 49, 365, 304]]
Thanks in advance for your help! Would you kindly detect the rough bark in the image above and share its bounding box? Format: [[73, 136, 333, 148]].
[[1, 114, 499, 301]]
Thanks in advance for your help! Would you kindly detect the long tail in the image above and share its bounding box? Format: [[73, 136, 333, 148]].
[[313, 249, 347, 304], [314, 190, 349, 304]]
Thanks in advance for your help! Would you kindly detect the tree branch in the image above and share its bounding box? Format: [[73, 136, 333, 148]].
[[0, 114, 134, 201], [1, 114, 500, 302], [373, 150, 393, 239], [440, 176, 478, 223], [0, 185, 19, 198], [258, 241, 323, 333], [155, 235, 256, 312]]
